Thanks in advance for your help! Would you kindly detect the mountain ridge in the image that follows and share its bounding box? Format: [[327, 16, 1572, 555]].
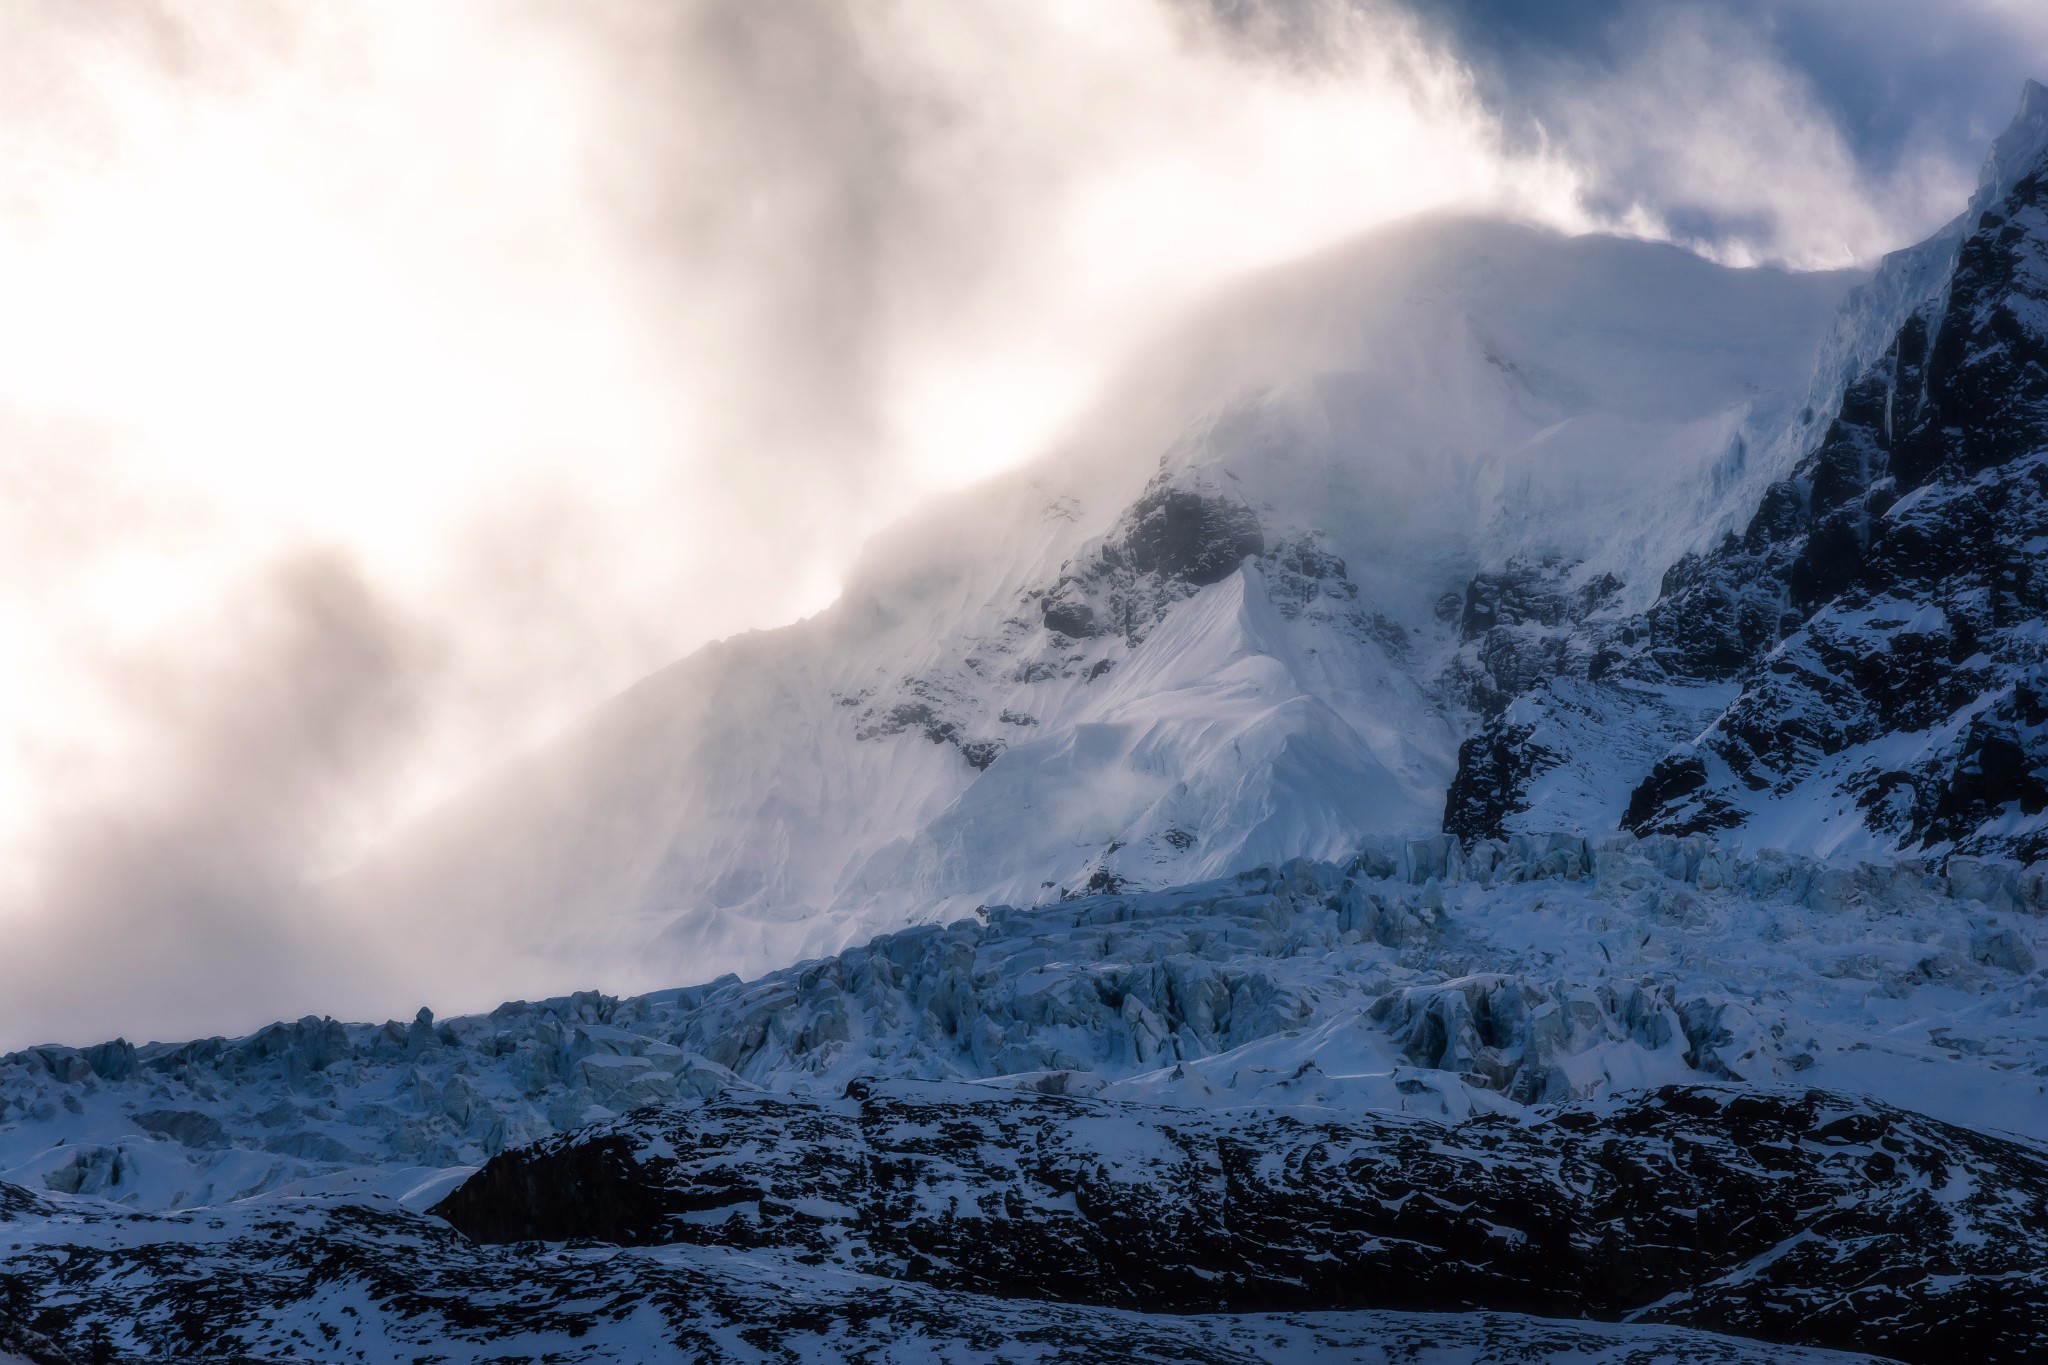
[[344, 212, 1861, 1000]]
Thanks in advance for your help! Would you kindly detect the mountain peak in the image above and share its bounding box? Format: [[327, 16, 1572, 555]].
[[1973, 78, 2048, 220]]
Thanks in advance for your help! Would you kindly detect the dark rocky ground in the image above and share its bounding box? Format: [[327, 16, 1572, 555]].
[[432, 1082, 2048, 1365]]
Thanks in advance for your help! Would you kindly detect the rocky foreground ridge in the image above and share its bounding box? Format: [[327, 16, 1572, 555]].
[[0, 1077, 2028, 1363], [432, 1083, 2047, 1363]]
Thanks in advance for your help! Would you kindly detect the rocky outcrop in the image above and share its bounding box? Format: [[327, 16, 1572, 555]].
[[1119, 480, 1265, 585], [1452, 558, 1626, 711], [1443, 86, 2048, 863], [1443, 720, 1559, 843], [0, 1172, 1893, 1364], [1623, 148, 2048, 860], [1032, 473, 1264, 646], [1906, 666, 2048, 845], [434, 1081, 2048, 1364], [1441, 554, 1706, 842], [842, 469, 1401, 791], [838, 474, 1273, 779], [0, 1313, 76, 1365]]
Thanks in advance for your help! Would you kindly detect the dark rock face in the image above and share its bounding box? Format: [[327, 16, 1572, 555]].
[[1621, 754, 1744, 837], [1443, 721, 1559, 843], [1441, 123, 2048, 861], [1825, 663, 2048, 852], [1039, 594, 1096, 639], [1119, 483, 1264, 586], [1895, 185, 2048, 484], [434, 1082, 2048, 1364], [1440, 558, 1635, 839], [0, 1175, 1892, 1365], [1035, 474, 1266, 646], [1627, 369, 1900, 690], [1452, 558, 1625, 715], [1622, 162, 2048, 859], [1462, 560, 1618, 639]]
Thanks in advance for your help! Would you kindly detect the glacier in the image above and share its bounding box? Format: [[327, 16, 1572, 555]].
[[8, 835, 2047, 1212]]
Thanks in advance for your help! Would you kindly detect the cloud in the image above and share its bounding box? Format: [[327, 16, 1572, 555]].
[[1, 554, 430, 1046], [1526, 7, 1957, 268], [1411, 0, 2048, 266], [0, 0, 1568, 1046], [564, 0, 1580, 513], [1, 0, 2041, 1047]]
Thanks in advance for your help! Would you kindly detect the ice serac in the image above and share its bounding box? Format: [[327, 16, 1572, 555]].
[[10, 837, 2045, 1217], [350, 214, 1854, 992]]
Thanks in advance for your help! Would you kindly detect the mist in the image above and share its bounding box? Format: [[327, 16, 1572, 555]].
[[1, 0, 2040, 1049]]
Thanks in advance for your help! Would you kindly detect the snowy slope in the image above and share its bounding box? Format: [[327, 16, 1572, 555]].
[[347, 214, 1856, 998]]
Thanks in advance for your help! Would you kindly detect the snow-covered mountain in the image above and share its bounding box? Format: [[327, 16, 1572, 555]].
[[11, 76, 2048, 1365], [350, 209, 1857, 994]]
